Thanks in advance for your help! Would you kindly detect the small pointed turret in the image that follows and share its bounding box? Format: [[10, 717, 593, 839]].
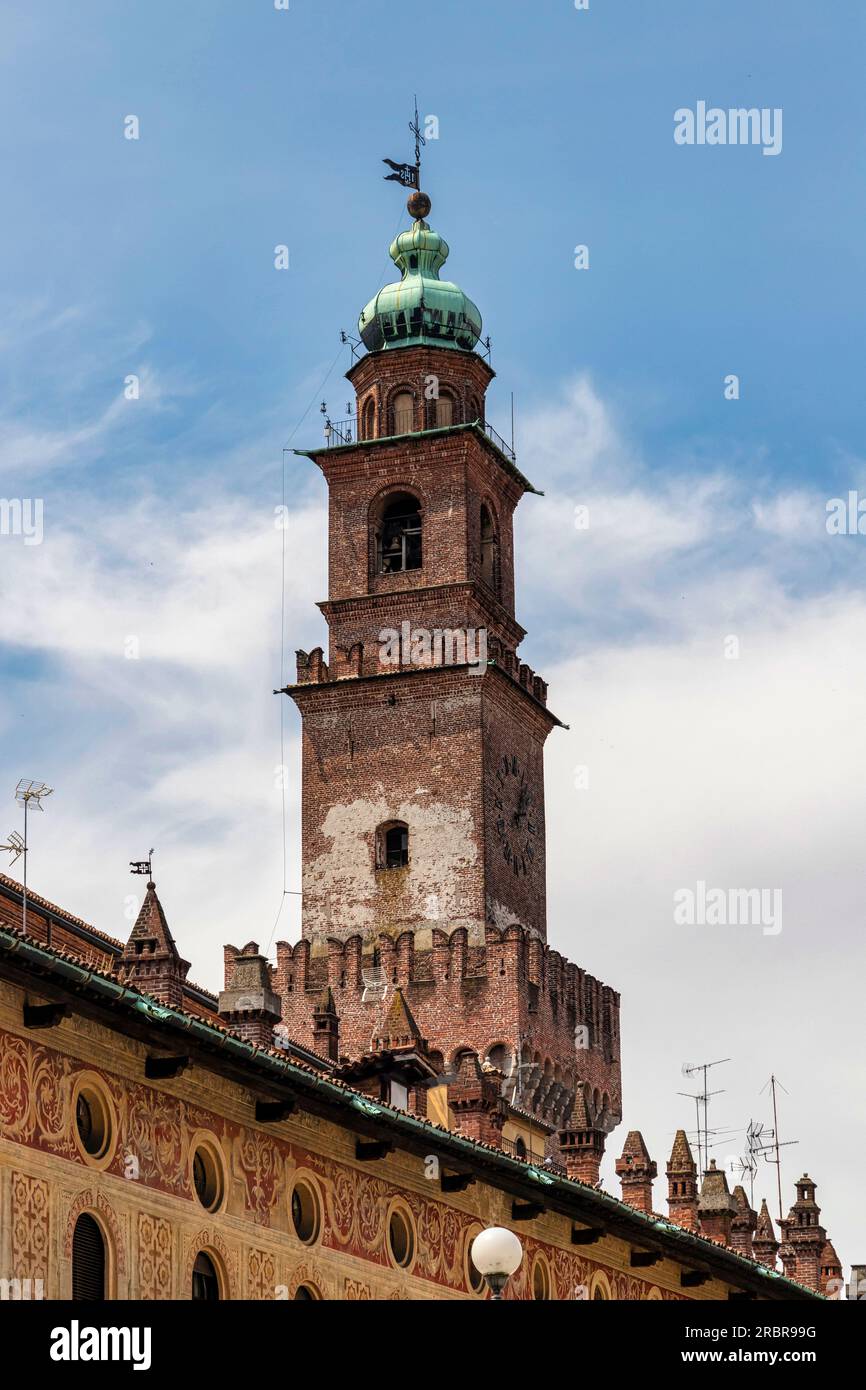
[[666, 1129, 699, 1231], [615, 1131, 657, 1213], [118, 880, 189, 1008], [753, 1198, 780, 1269], [373, 987, 424, 1052], [312, 986, 340, 1062], [731, 1185, 758, 1258], [819, 1240, 843, 1299]]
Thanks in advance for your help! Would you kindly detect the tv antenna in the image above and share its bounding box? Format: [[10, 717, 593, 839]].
[[3, 780, 54, 936], [760, 1074, 799, 1224], [361, 947, 388, 1004], [679, 1057, 730, 1175]]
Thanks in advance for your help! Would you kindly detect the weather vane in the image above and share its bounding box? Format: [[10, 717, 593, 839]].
[[130, 847, 154, 879], [383, 96, 426, 192]]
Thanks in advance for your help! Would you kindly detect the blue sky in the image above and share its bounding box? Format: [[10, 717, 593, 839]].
[[2, 1, 865, 1279]]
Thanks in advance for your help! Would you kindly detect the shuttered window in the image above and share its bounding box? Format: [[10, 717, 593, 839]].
[[72, 1213, 105, 1300], [191, 1251, 220, 1301]]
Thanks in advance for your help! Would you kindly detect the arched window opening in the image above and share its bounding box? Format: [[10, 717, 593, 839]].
[[469, 396, 483, 424], [435, 393, 454, 428], [486, 1043, 512, 1076], [361, 396, 376, 440], [480, 504, 498, 593], [392, 391, 414, 435], [72, 1213, 106, 1301], [377, 821, 408, 869], [377, 493, 422, 574], [192, 1251, 220, 1301]]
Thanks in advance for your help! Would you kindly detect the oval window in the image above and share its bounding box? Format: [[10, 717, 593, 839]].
[[291, 1179, 321, 1245]]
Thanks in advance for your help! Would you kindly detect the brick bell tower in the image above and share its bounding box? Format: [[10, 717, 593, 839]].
[[277, 184, 622, 1163]]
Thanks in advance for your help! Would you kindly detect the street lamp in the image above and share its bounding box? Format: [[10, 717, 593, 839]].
[[470, 1227, 523, 1300]]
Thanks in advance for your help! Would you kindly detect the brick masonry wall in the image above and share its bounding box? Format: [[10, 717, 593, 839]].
[[276, 923, 622, 1129], [0, 978, 722, 1301], [288, 668, 554, 945]]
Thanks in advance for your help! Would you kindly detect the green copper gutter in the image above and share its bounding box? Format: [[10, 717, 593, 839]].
[[0, 928, 820, 1301], [294, 422, 543, 497]]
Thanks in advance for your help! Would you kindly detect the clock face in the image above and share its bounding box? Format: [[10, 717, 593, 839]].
[[492, 753, 538, 878]]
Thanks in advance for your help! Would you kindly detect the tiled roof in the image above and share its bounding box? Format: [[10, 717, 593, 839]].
[[0, 872, 218, 1007], [0, 908, 823, 1303]]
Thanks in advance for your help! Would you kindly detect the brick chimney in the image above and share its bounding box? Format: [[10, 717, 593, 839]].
[[558, 1091, 607, 1186], [117, 880, 189, 1009], [615, 1131, 657, 1213], [698, 1160, 737, 1246], [753, 1198, 780, 1269], [783, 1175, 826, 1293], [666, 1129, 699, 1231], [448, 1050, 506, 1147], [730, 1185, 757, 1258], [219, 942, 282, 1047], [312, 986, 339, 1062]]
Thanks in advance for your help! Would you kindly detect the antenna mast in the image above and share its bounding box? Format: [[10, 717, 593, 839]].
[[680, 1057, 730, 1174], [3, 780, 54, 936], [760, 1074, 798, 1224]]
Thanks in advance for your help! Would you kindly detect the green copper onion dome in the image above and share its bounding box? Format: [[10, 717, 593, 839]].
[[358, 192, 482, 353]]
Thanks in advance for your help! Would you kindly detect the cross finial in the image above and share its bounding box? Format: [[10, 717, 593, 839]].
[[382, 97, 428, 207]]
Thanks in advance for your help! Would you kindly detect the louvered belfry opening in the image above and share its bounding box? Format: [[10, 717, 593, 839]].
[[72, 1213, 106, 1300]]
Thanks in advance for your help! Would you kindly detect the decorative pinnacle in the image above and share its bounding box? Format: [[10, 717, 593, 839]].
[[407, 189, 431, 221]]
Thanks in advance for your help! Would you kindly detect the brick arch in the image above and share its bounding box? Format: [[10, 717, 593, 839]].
[[368, 483, 426, 586], [385, 383, 419, 435], [478, 494, 502, 597], [359, 391, 378, 441]]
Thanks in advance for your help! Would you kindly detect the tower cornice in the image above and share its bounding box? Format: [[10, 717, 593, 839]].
[[294, 421, 541, 496]]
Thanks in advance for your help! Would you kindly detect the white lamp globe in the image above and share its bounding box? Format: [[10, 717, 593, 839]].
[[471, 1226, 523, 1278]]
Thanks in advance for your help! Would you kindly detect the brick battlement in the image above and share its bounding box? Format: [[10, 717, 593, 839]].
[[294, 631, 548, 706], [275, 921, 621, 1129]]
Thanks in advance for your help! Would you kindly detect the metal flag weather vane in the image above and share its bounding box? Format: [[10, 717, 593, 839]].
[[383, 96, 425, 190], [130, 847, 155, 879]]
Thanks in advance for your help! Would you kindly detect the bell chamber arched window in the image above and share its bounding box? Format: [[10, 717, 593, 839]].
[[360, 395, 376, 441], [434, 392, 454, 428], [480, 503, 498, 594], [391, 390, 415, 435], [376, 492, 422, 574], [72, 1213, 106, 1300]]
